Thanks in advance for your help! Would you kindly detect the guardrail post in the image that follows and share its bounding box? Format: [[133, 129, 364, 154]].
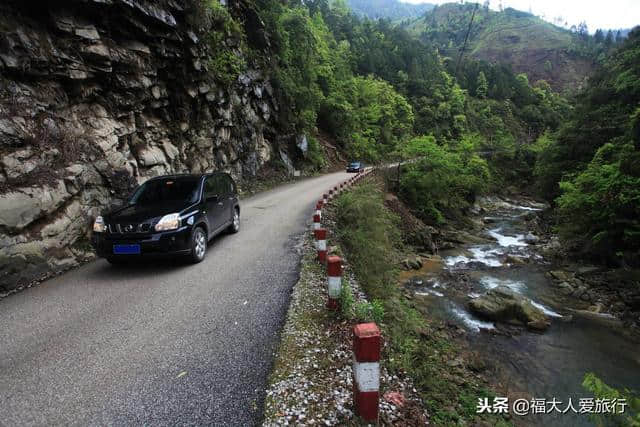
[[326, 256, 342, 310], [314, 228, 327, 263], [353, 323, 381, 422]]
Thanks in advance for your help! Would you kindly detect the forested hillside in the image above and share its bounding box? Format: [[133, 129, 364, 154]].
[[258, 0, 637, 264], [346, 0, 433, 20], [403, 3, 624, 91], [534, 28, 640, 265], [254, 0, 569, 219]]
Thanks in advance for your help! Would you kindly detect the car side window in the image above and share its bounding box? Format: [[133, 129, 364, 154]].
[[204, 176, 217, 198], [224, 175, 235, 195]]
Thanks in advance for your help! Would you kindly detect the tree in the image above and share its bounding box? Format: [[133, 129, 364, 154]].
[[605, 29, 614, 48], [475, 71, 488, 99], [577, 21, 588, 39], [398, 135, 490, 224], [594, 29, 604, 44]]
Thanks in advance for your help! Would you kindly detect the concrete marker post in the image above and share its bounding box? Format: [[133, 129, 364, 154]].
[[353, 322, 381, 422], [315, 228, 327, 263], [313, 213, 321, 230], [315, 202, 322, 219], [326, 256, 342, 310]]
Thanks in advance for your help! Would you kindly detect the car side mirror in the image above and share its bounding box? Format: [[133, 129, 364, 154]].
[[206, 194, 219, 202]]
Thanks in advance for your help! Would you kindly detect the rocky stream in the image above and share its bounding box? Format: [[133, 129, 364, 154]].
[[402, 196, 640, 426]]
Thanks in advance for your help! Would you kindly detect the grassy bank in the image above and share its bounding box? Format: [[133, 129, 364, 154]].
[[332, 179, 510, 426]]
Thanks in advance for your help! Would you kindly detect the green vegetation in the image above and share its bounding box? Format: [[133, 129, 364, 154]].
[[398, 135, 490, 224], [200, 0, 636, 262], [534, 28, 640, 264], [321, 76, 414, 162], [346, 0, 434, 21], [198, 0, 247, 85], [582, 372, 640, 426], [403, 3, 623, 91], [334, 183, 401, 297], [250, 0, 571, 179], [333, 182, 510, 425]]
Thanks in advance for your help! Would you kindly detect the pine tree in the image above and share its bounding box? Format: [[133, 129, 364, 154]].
[[476, 70, 488, 99]]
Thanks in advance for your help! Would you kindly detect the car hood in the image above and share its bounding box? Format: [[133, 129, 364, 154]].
[[105, 202, 197, 224]]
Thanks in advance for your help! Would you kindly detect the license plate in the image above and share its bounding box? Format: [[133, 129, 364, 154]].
[[113, 244, 141, 255]]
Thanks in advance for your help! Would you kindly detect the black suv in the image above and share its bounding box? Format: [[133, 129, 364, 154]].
[[91, 173, 240, 264]]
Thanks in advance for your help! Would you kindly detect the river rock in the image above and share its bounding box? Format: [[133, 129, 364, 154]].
[[442, 230, 491, 245], [572, 286, 588, 299], [549, 270, 573, 282], [468, 286, 550, 331], [505, 254, 526, 265], [524, 232, 539, 244], [557, 282, 575, 295], [588, 303, 604, 314]]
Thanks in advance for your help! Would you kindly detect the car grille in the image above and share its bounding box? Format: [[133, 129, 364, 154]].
[[107, 223, 152, 234]]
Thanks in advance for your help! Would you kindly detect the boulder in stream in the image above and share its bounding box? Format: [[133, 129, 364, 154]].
[[468, 286, 550, 331], [524, 232, 539, 244]]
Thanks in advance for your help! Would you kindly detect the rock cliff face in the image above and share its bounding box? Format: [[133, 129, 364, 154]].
[[0, 0, 292, 291]]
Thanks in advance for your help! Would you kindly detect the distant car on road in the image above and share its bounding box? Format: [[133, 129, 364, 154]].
[[91, 173, 240, 264], [346, 161, 364, 173]]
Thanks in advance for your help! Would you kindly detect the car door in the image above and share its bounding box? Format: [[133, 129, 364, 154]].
[[221, 174, 236, 219], [203, 175, 226, 236]]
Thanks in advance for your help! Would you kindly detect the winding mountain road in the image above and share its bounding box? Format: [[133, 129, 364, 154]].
[[0, 171, 350, 426]]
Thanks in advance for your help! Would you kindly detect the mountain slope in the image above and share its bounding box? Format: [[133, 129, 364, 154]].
[[346, 0, 434, 21], [403, 3, 596, 91]]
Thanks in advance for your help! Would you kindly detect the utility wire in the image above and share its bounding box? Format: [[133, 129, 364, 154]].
[[454, 2, 479, 78]]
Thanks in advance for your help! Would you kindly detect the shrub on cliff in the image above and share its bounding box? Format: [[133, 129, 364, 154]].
[[398, 135, 491, 224]]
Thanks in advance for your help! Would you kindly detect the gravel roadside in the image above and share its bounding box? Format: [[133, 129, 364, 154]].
[[263, 233, 429, 426]]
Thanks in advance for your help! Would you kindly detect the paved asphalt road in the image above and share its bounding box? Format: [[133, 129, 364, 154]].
[[0, 171, 351, 426]]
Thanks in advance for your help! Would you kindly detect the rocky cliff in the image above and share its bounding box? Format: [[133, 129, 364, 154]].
[[0, 0, 295, 292]]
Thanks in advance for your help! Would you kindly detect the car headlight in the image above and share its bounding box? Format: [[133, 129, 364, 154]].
[[155, 213, 180, 231], [93, 216, 106, 233]]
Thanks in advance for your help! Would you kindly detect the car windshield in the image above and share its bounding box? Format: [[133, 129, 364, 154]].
[[129, 177, 199, 206], [349, 162, 360, 167]]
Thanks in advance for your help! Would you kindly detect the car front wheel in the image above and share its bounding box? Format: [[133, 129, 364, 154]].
[[189, 227, 207, 263]]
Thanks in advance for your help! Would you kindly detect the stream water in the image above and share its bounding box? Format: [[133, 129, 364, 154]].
[[404, 197, 640, 426]]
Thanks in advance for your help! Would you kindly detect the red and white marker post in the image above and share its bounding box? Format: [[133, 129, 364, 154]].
[[353, 322, 381, 422], [326, 256, 342, 310], [323, 193, 329, 204], [314, 228, 327, 263], [315, 201, 323, 219], [313, 213, 321, 230]]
